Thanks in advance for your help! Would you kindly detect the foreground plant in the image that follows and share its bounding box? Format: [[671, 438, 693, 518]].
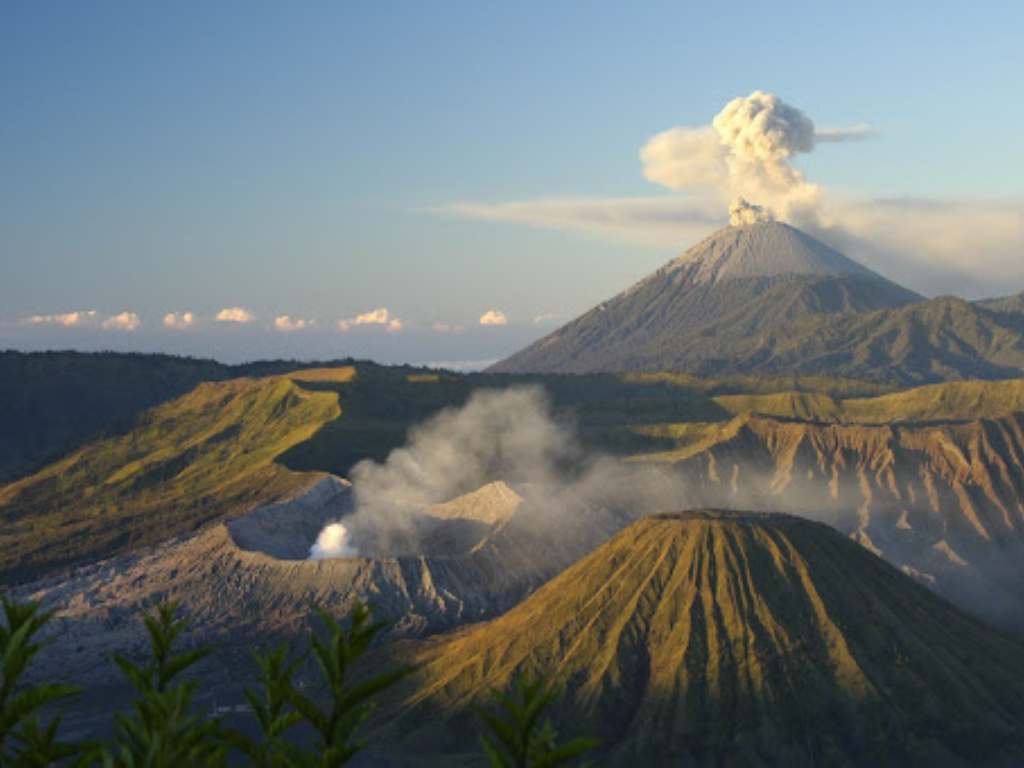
[[226, 644, 305, 767], [282, 604, 413, 767], [5, 597, 574, 766], [101, 601, 227, 767], [478, 675, 598, 767], [0, 597, 81, 766]]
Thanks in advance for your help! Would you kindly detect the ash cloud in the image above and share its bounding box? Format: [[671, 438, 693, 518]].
[[729, 198, 773, 226], [641, 90, 828, 226]]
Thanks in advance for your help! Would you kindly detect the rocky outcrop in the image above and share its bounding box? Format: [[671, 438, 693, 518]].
[[665, 412, 1024, 630]]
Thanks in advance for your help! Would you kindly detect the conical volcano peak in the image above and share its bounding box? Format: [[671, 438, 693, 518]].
[[488, 218, 925, 375], [670, 219, 879, 285], [386, 508, 1024, 765]]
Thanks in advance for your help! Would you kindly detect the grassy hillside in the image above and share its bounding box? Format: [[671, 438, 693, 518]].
[[377, 512, 1024, 766], [0, 351, 366, 484], [0, 351, 232, 483], [634, 378, 1024, 456], [7, 360, 882, 583], [8, 353, 1024, 585], [630, 409, 1024, 633], [0, 369, 349, 582]]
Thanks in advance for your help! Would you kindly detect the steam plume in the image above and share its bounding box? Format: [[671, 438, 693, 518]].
[[316, 387, 690, 557], [309, 522, 359, 559]]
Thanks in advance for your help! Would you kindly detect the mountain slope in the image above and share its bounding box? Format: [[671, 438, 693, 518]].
[[0, 351, 233, 483], [491, 221, 922, 376], [379, 512, 1024, 766], [0, 369, 351, 583], [638, 411, 1024, 631], [492, 223, 1024, 384]]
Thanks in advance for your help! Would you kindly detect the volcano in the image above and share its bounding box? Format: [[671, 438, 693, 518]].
[[379, 511, 1024, 766], [491, 221, 1024, 384]]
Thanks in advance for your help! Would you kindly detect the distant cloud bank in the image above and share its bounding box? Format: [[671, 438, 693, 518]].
[[479, 310, 508, 326], [337, 307, 403, 333], [216, 307, 255, 324], [273, 315, 314, 332], [22, 310, 97, 327], [163, 312, 195, 330], [20, 309, 140, 331], [101, 311, 140, 331]]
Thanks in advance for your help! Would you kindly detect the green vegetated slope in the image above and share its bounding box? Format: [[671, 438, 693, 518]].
[[0, 369, 350, 583], [0, 351, 231, 483], [378, 512, 1024, 767], [0, 350, 365, 484], [713, 379, 1024, 424], [634, 377, 1024, 456], [2, 358, 889, 584], [9, 352, 1024, 586]]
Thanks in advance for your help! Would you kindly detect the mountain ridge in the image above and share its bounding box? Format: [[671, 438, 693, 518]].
[[376, 510, 1024, 766], [491, 223, 1024, 383]]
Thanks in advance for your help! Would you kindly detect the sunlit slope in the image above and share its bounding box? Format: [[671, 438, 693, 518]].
[[382, 512, 1024, 766], [633, 378, 1024, 453], [634, 411, 1024, 631], [0, 351, 232, 482], [713, 378, 1024, 423], [0, 371, 347, 582]]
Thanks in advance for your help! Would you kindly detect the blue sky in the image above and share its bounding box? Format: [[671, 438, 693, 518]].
[[2, 1, 1022, 364]]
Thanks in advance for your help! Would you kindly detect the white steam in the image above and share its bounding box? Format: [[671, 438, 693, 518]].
[[313, 387, 690, 557], [308, 522, 359, 559]]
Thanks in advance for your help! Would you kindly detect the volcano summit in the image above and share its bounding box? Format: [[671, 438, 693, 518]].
[[491, 220, 1024, 384]]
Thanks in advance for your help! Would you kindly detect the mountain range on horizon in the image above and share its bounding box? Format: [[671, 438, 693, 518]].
[[491, 220, 1024, 383]]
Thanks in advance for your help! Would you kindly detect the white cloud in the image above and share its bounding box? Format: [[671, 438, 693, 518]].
[[434, 89, 1024, 297], [479, 309, 508, 326], [532, 313, 560, 325], [22, 310, 97, 327], [163, 312, 195, 330], [216, 307, 255, 324], [815, 123, 875, 142], [101, 311, 141, 331], [437, 196, 720, 247], [273, 315, 314, 332], [641, 90, 824, 224], [337, 307, 403, 333], [811, 198, 1024, 297]]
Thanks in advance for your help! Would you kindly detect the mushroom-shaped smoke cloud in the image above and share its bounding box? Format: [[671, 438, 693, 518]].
[[641, 90, 825, 225]]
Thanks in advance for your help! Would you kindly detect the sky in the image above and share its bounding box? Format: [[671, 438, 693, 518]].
[[2, 1, 1022, 365]]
